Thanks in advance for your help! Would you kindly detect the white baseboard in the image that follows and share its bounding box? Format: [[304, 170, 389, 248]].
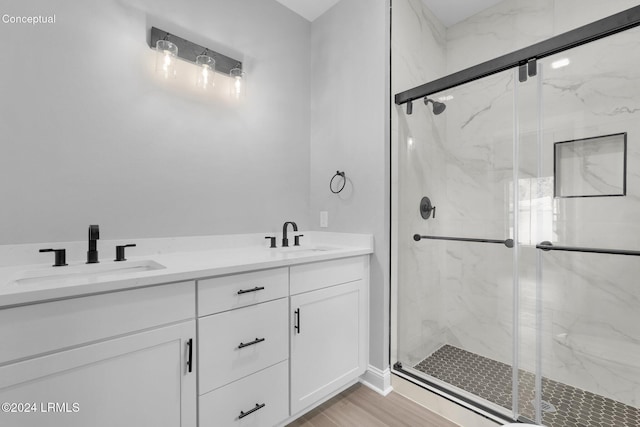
[[359, 364, 393, 396]]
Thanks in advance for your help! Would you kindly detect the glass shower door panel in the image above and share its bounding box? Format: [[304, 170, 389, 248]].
[[396, 67, 518, 416], [533, 26, 640, 427]]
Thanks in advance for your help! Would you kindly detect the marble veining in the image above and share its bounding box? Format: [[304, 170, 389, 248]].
[[393, 0, 640, 411]]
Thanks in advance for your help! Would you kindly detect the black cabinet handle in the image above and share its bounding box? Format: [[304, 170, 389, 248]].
[[294, 308, 301, 334], [186, 338, 193, 373], [237, 286, 265, 295], [238, 337, 265, 349], [239, 403, 266, 419]]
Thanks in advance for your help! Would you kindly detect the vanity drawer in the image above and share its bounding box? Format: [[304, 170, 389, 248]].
[[198, 267, 288, 315], [199, 360, 288, 427], [290, 256, 367, 295], [198, 297, 288, 394], [0, 281, 195, 365]]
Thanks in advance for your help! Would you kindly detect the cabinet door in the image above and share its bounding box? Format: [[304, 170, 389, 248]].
[[290, 280, 367, 415], [0, 321, 196, 427]]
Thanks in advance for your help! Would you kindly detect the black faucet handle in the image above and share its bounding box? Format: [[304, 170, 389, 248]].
[[115, 244, 136, 262], [264, 236, 277, 248], [89, 224, 100, 239], [39, 248, 68, 267], [294, 235, 304, 246]]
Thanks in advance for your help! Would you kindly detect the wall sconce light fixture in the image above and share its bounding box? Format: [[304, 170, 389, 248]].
[[149, 27, 244, 93], [155, 38, 178, 79], [196, 52, 215, 90], [230, 67, 246, 99]]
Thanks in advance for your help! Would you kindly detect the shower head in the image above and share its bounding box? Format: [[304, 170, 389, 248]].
[[424, 97, 446, 115]]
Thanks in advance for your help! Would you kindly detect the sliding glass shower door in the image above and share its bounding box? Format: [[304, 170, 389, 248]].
[[395, 66, 521, 418], [519, 25, 640, 426], [394, 14, 640, 427]]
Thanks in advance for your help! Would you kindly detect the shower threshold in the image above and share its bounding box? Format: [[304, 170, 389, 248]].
[[413, 345, 639, 427]]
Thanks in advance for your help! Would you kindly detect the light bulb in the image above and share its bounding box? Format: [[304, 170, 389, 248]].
[[229, 67, 246, 99], [155, 40, 177, 79], [195, 55, 215, 90], [234, 77, 242, 97]]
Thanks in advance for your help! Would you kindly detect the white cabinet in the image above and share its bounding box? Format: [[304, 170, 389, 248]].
[[0, 253, 370, 426], [198, 297, 288, 393], [199, 360, 289, 427], [0, 282, 197, 427], [289, 256, 369, 415], [0, 321, 196, 427], [196, 268, 290, 425], [198, 267, 288, 316]]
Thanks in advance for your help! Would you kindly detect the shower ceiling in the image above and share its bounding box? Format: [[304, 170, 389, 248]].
[[274, 0, 504, 25]]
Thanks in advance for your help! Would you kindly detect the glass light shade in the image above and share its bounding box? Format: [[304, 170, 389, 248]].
[[195, 55, 216, 90], [155, 40, 178, 79], [229, 67, 246, 99]]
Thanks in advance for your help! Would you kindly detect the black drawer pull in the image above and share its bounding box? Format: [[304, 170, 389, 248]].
[[294, 308, 301, 334], [186, 338, 193, 373], [237, 286, 265, 295], [238, 403, 266, 419], [238, 337, 265, 349]]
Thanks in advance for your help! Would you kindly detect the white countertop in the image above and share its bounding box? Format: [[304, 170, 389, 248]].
[[0, 232, 373, 308]]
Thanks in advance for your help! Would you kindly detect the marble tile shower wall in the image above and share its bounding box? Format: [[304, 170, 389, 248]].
[[444, 0, 640, 75], [520, 26, 640, 408], [393, 0, 447, 366], [393, 0, 640, 409]]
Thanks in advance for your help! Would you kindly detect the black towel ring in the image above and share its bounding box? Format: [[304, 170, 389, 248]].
[[330, 171, 346, 194]]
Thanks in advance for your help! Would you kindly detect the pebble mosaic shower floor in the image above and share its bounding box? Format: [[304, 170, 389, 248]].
[[414, 345, 640, 427]]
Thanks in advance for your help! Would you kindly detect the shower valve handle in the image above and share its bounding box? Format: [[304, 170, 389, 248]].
[[420, 197, 436, 219]]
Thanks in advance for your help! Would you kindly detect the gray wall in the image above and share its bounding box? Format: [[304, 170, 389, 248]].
[[1, 0, 392, 374], [309, 0, 390, 370], [0, 0, 311, 244]]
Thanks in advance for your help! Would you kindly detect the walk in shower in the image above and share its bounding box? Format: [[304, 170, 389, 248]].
[[392, 4, 640, 426]]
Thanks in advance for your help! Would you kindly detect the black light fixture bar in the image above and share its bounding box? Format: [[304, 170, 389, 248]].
[[536, 241, 640, 256], [394, 5, 640, 105], [149, 27, 242, 75], [413, 234, 514, 248]]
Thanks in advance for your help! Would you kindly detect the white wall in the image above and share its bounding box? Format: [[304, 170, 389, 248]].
[[0, 0, 311, 244], [309, 0, 390, 369]]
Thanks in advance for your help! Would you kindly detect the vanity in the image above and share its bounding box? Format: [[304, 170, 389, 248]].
[[0, 232, 372, 427]]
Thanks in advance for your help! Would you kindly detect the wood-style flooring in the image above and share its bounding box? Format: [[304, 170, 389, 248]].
[[286, 383, 459, 427]]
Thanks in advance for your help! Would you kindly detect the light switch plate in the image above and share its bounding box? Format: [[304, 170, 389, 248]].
[[320, 211, 328, 228]]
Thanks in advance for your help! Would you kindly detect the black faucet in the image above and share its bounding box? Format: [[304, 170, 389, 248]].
[[282, 221, 298, 247], [87, 224, 100, 264]]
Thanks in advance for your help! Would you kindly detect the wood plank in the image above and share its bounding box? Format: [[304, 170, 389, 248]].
[[287, 383, 459, 427]]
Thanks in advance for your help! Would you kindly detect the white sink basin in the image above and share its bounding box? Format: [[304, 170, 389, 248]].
[[276, 246, 340, 254], [13, 260, 166, 286]]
